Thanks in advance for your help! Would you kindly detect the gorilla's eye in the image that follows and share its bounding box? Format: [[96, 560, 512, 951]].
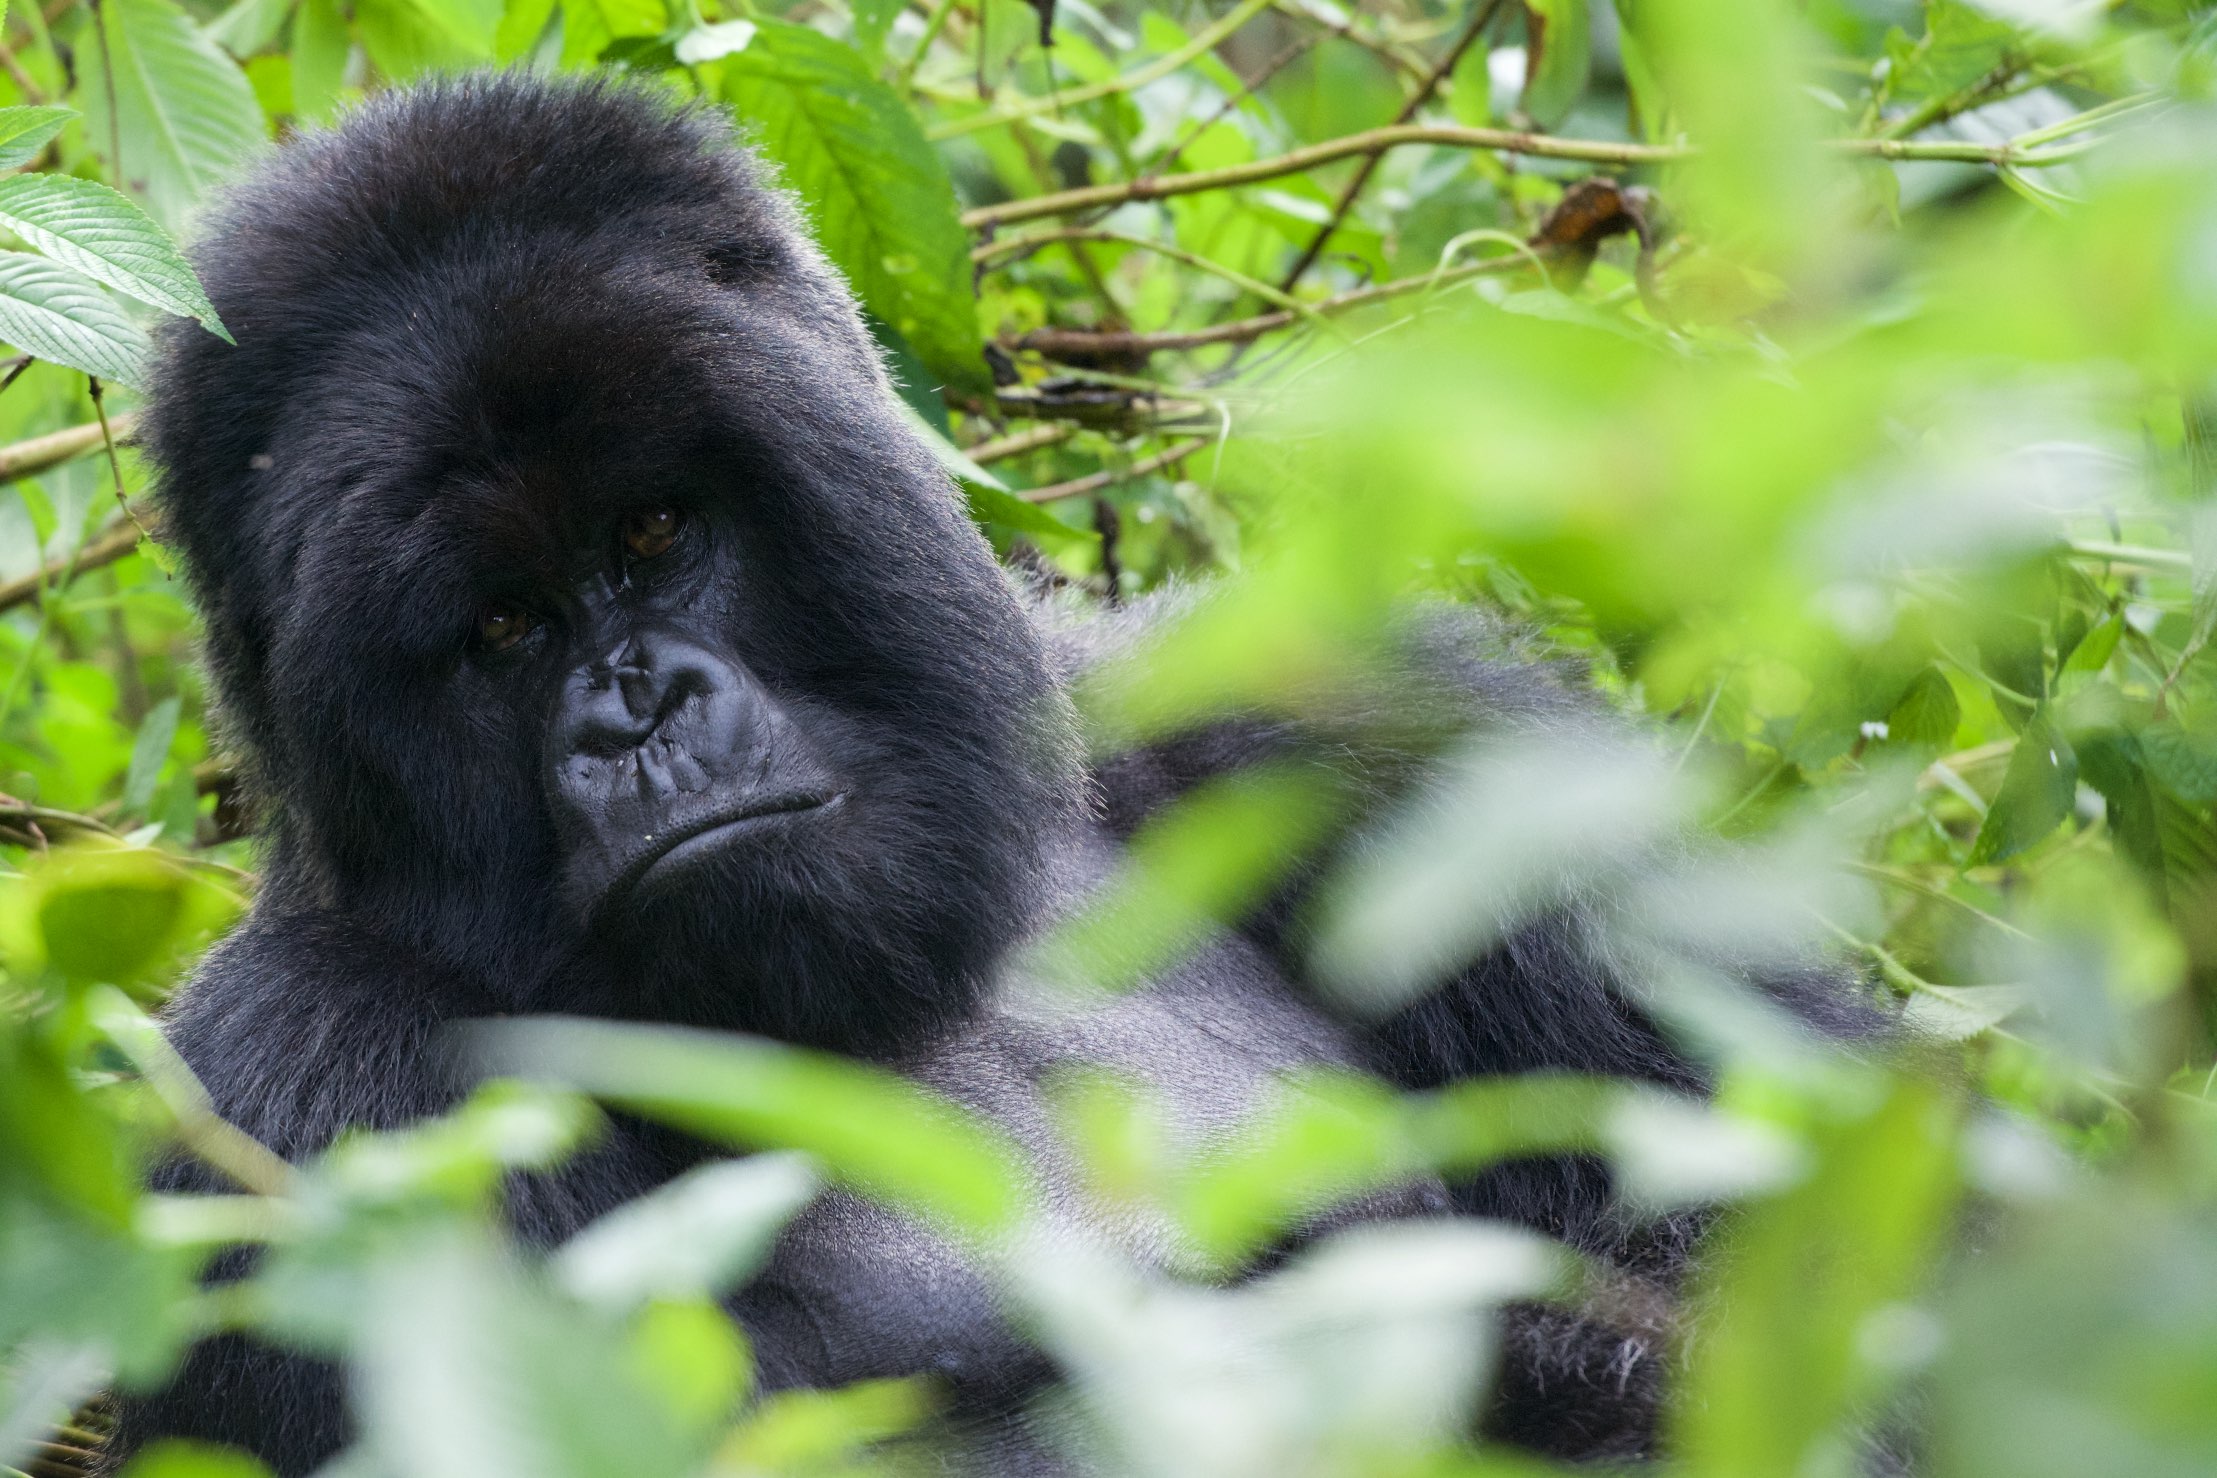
[[477, 606, 535, 653], [623, 508, 681, 560]]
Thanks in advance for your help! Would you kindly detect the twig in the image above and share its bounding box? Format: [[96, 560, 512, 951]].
[[1879, 53, 2026, 141], [1022, 436, 1208, 502], [0, 516, 143, 614], [977, 226, 1342, 336], [1147, 30, 1317, 178], [0, 411, 134, 480], [928, 0, 1277, 139], [1268, 0, 1427, 81], [965, 422, 1075, 463], [0, 35, 47, 105], [2064, 539, 2190, 572], [1277, 0, 1507, 293], [86, 377, 148, 541], [896, 0, 958, 88], [1001, 250, 1529, 359], [963, 125, 2088, 229]]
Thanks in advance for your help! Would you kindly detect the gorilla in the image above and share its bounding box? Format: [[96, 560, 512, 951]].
[[111, 72, 1879, 1475]]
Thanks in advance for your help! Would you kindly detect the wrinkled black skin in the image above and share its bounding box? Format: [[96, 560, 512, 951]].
[[113, 75, 1883, 1476]]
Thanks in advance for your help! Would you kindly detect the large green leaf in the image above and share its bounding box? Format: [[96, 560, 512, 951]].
[[83, 0, 265, 234], [0, 250, 151, 386], [0, 106, 73, 172], [355, 0, 501, 79], [0, 174, 228, 337], [714, 20, 986, 395]]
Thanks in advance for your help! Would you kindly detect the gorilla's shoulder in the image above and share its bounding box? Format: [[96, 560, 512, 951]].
[[1033, 584, 1603, 836]]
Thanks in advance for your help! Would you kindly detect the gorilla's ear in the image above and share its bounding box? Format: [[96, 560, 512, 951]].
[[704, 238, 785, 286]]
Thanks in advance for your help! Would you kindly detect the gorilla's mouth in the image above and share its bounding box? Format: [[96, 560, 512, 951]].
[[613, 790, 843, 904]]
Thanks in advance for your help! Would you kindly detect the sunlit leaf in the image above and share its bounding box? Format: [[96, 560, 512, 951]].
[[716, 20, 987, 393], [0, 174, 228, 337], [0, 251, 149, 386], [0, 106, 73, 172], [82, 0, 266, 232]]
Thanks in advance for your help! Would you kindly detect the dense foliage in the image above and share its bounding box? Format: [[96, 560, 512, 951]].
[[3, 0, 2217, 1474]]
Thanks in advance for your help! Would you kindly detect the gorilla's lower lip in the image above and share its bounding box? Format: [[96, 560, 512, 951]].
[[616, 791, 841, 901]]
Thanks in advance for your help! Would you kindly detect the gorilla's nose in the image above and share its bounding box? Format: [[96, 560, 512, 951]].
[[565, 633, 719, 755]]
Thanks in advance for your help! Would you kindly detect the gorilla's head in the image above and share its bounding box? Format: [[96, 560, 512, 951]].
[[146, 75, 1077, 1052]]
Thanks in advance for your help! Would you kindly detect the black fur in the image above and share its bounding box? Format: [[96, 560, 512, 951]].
[[115, 73, 1879, 1475]]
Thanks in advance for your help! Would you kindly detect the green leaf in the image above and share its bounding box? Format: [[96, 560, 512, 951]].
[[850, 0, 902, 56], [1883, 665, 1961, 751], [2142, 723, 2217, 806], [118, 1440, 278, 1478], [716, 20, 987, 393], [205, 0, 295, 57], [1969, 708, 2078, 866], [2058, 610, 2122, 677], [2077, 731, 2163, 886], [1677, 1077, 1960, 1475], [893, 398, 1097, 548], [1448, 32, 1491, 126], [291, 0, 349, 123], [355, 0, 500, 79], [0, 106, 73, 172], [1882, 0, 2019, 106], [1901, 982, 2033, 1041], [475, 1017, 1028, 1239], [0, 251, 150, 387], [83, 0, 266, 233], [559, 0, 662, 66], [119, 695, 180, 818], [1520, 0, 1591, 127], [554, 1153, 818, 1312], [0, 174, 229, 338], [494, 0, 557, 58], [966, 480, 1098, 548]]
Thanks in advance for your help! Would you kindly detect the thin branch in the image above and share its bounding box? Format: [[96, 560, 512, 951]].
[[0, 794, 251, 875], [1001, 250, 1529, 359], [1879, 53, 2026, 141], [0, 411, 135, 481], [962, 125, 2089, 229], [2064, 539, 2191, 572], [1277, 0, 1508, 293], [1269, 0, 1428, 81], [977, 226, 1341, 336], [0, 515, 143, 614], [1022, 436, 1209, 503], [1147, 30, 1318, 179], [895, 0, 959, 89], [965, 422, 1075, 463], [86, 376, 148, 540], [0, 34, 47, 104], [928, 0, 1277, 139], [968, 125, 1682, 228]]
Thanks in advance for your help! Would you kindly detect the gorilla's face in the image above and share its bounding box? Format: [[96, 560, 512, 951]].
[[535, 508, 846, 922], [148, 81, 1074, 1051]]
